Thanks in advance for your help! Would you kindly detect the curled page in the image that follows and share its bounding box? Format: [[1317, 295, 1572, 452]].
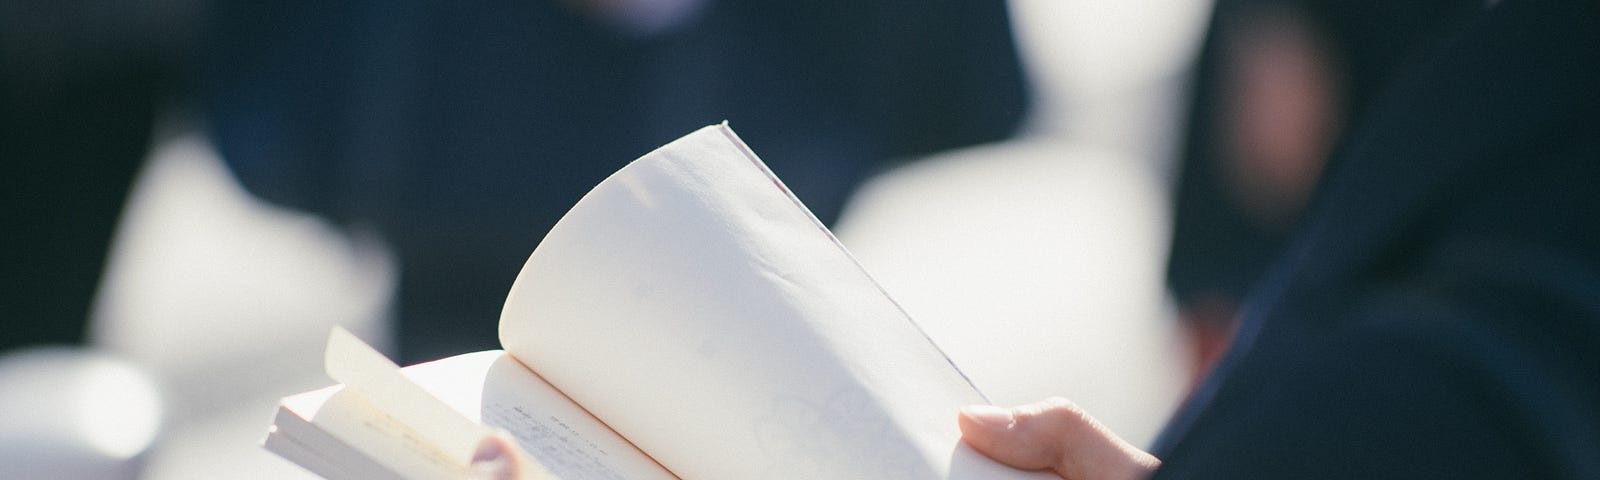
[[500, 124, 1053, 479]]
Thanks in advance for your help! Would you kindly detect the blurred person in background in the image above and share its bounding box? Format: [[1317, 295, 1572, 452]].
[[2, 0, 1027, 362], [198, 0, 1029, 362], [1164, 0, 1482, 387], [1, 0, 194, 354]]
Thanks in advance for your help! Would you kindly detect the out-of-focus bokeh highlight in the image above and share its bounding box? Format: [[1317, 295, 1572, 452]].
[[1, 0, 1398, 476]]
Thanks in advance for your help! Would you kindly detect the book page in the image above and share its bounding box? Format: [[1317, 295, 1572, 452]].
[[270, 385, 419, 480], [499, 124, 1054, 479], [318, 329, 677, 480], [324, 327, 491, 466], [308, 387, 468, 480], [403, 351, 678, 480]]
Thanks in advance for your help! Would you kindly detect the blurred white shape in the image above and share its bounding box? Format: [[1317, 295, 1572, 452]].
[[1012, 0, 1211, 95], [89, 131, 394, 479], [0, 348, 162, 480], [1007, 0, 1213, 187], [76, 358, 165, 459], [1009, 0, 1212, 135], [834, 139, 1184, 448], [829, 0, 1215, 449], [92, 133, 394, 382]]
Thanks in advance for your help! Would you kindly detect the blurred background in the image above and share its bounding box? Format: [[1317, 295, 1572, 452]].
[[5, 0, 1467, 477]]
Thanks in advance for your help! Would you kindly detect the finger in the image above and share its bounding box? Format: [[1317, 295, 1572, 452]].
[[470, 433, 522, 480], [471, 432, 560, 480], [961, 397, 1159, 480], [958, 399, 1075, 473]]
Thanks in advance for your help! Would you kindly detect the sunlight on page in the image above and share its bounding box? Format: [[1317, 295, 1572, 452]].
[[311, 329, 676, 480], [406, 352, 678, 479], [325, 327, 491, 465]]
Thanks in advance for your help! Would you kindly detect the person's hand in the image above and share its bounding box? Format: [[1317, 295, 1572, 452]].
[[469, 431, 550, 480], [959, 397, 1160, 480]]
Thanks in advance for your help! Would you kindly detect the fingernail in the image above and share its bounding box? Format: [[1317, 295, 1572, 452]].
[[961, 405, 1015, 429]]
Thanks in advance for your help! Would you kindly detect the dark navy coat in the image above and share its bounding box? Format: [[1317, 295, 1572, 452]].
[[1153, 0, 1600, 477]]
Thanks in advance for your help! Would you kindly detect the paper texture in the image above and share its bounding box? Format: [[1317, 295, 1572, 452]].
[[317, 330, 674, 480], [268, 385, 414, 480], [403, 351, 677, 480], [499, 124, 1053, 479], [324, 327, 490, 466]]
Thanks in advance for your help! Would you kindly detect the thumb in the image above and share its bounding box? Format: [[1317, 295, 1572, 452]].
[[470, 431, 557, 480], [469, 432, 522, 480], [959, 398, 1159, 480]]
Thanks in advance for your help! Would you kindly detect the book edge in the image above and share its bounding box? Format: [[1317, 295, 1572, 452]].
[[712, 122, 992, 404]]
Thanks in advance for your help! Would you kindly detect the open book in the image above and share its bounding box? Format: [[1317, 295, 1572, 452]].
[[264, 124, 1054, 480]]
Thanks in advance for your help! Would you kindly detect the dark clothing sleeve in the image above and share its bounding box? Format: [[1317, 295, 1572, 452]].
[[1155, 293, 1598, 478], [1165, 0, 1480, 307]]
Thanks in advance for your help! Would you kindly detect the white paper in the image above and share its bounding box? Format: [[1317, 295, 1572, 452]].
[[403, 351, 678, 480], [308, 389, 467, 479], [324, 327, 491, 466], [499, 124, 1054, 479], [320, 329, 675, 480]]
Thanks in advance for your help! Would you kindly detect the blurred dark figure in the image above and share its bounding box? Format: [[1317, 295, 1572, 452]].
[[1, 0, 1026, 360], [1, 0, 196, 352], [1165, 0, 1481, 387], [1153, 0, 1600, 474], [199, 0, 1029, 361]]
